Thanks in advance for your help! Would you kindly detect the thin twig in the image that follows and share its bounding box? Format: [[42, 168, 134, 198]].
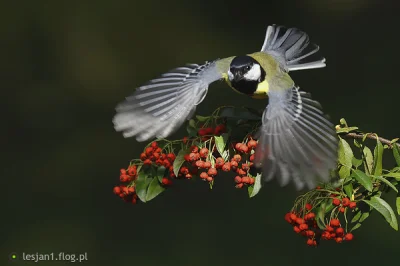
[[344, 133, 400, 148]]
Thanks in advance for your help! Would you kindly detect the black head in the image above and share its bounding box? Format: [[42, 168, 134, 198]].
[[228, 55, 266, 95]]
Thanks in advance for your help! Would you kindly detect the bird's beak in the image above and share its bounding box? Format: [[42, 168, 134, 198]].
[[233, 72, 243, 83]]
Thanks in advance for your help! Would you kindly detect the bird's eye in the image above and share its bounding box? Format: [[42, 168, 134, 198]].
[[245, 66, 251, 71]]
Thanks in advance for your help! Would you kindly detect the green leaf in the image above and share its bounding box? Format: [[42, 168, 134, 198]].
[[351, 223, 362, 232], [173, 149, 189, 177], [363, 196, 398, 231], [383, 172, 400, 181], [372, 175, 398, 192], [363, 146, 374, 174], [145, 177, 165, 201], [338, 137, 353, 179], [135, 172, 150, 203], [189, 119, 196, 128], [248, 173, 262, 198], [354, 140, 361, 148], [186, 125, 197, 138], [352, 157, 362, 168], [195, 115, 209, 122], [393, 145, 400, 167], [339, 118, 348, 127], [336, 127, 359, 134], [396, 196, 400, 215], [351, 211, 362, 223], [214, 133, 229, 156], [372, 138, 384, 175], [351, 169, 373, 192], [156, 166, 166, 183], [344, 183, 354, 198]]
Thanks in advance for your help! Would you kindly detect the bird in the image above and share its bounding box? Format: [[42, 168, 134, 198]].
[[113, 25, 338, 190]]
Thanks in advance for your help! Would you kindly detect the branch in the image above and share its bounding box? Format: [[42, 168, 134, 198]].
[[344, 132, 400, 148]]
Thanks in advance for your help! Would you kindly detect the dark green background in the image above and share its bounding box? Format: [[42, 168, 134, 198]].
[[2, 1, 399, 265]]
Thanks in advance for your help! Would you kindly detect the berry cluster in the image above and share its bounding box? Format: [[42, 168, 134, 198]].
[[331, 195, 357, 213], [197, 124, 227, 140], [113, 165, 139, 204], [321, 219, 354, 243], [285, 204, 319, 246]]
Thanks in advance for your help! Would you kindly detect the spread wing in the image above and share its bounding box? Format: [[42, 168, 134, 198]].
[[254, 86, 338, 190], [113, 60, 229, 141]]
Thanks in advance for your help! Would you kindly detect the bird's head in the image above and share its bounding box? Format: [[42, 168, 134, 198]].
[[228, 55, 266, 95]]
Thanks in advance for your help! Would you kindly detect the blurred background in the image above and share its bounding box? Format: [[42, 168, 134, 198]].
[[2, 0, 399, 265]]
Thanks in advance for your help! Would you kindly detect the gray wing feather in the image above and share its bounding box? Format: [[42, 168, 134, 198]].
[[260, 25, 326, 71], [113, 61, 222, 141], [254, 86, 337, 190]]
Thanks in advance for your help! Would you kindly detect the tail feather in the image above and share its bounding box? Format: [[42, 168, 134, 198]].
[[261, 25, 326, 71]]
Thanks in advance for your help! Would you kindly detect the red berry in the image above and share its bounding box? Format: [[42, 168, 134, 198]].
[[185, 173, 192, 179], [200, 172, 208, 179], [128, 166, 137, 176], [349, 201, 357, 209], [293, 226, 301, 233], [330, 219, 340, 227], [119, 174, 129, 182], [120, 169, 126, 175], [235, 143, 242, 151], [214, 124, 226, 136], [325, 225, 334, 232], [161, 177, 170, 185], [145, 147, 154, 156], [189, 152, 199, 161], [207, 167, 217, 176], [321, 231, 331, 240], [222, 162, 231, 172], [342, 197, 350, 207], [128, 187, 135, 193], [296, 218, 305, 225], [336, 227, 344, 237], [143, 159, 152, 165], [198, 129, 207, 136], [234, 176, 242, 183], [233, 154, 242, 162], [180, 167, 189, 175], [305, 203, 312, 211], [190, 145, 199, 153], [339, 207, 346, 213], [285, 213, 292, 223], [206, 176, 213, 182], [184, 154, 190, 162], [333, 198, 341, 206], [299, 224, 308, 231], [140, 153, 147, 161], [306, 238, 314, 246], [199, 148, 209, 158], [316, 186, 322, 190], [151, 141, 158, 148], [344, 233, 354, 241], [249, 177, 255, 185], [182, 136, 188, 143], [290, 213, 297, 221], [163, 159, 171, 168], [205, 127, 214, 135], [241, 163, 250, 171], [113, 186, 121, 195], [306, 230, 315, 237], [230, 160, 238, 169], [167, 153, 176, 162]]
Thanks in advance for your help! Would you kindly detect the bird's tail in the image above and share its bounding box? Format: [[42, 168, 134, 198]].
[[260, 25, 326, 71]]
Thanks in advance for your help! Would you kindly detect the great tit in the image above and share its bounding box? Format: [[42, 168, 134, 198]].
[[113, 25, 338, 190]]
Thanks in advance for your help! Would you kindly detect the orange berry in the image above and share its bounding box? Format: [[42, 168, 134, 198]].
[[215, 157, 224, 168], [241, 176, 250, 184], [206, 176, 213, 182], [235, 143, 242, 151], [247, 140, 257, 149], [195, 160, 204, 168], [230, 160, 238, 169], [235, 183, 244, 188], [185, 173, 192, 179], [296, 218, 305, 225], [236, 168, 246, 176], [203, 161, 211, 169], [249, 177, 255, 185], [128, 187, 135, 193], [349, 201, 357, 209], [200, 172, 208, 179], [233, 154, 242, 162], [207, 167, 217, 176], [290, 213, 297, 221], [234, 176, 242, 183], [293, 226, 301, 233], [222, 162, 231, 172], [339, 207, 346, 213], [240, 144, 249, 153], [120, 169, 126, 175], [335, 237, 343, 243], [241, 163, 250, 171], [199, 148, 209, 158], [249, 154, 255, 162]]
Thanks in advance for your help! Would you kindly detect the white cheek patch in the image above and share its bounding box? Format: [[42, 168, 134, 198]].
[[243, 64, 261, 81], [228, 69, 234, 81]]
